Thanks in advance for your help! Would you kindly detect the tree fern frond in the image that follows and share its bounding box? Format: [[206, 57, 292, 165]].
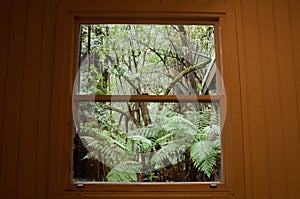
[[155, 131, 176, 145], [129, 125, 157, 138], [127, 135, 153, 152], [203, 124, 220, 135], [190, 140, 211, 168], [199, 149, 218, 178], [151, 139, 189, 170], [190, 140, 219, 178], [81, 131, 129, 164], [107, 161, 142, 182], [128, 135, 152, 146]]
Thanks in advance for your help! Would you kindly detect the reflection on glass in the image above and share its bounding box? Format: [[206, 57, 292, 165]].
[[73, 102, 221, 182], [77, 24, 217, 95], [73, 24, 223, 183]]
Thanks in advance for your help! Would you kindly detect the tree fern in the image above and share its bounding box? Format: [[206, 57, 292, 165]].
[[79, 101, 222, 181], [199, 149, 218, 178], [127, 135, 153, 153], [81, 130, 130, 165], [190, 123, 221, 178], [106, 161, 142, 182], [149, 112, 198, 170], [151, 139, 189, 170]]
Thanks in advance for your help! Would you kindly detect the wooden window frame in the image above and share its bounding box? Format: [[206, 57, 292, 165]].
[[49, 1, 245, 198]]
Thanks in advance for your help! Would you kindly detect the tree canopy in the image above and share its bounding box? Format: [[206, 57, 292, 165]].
[[72, 24, 222, 182]]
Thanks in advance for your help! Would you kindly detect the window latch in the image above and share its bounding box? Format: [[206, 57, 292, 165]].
[[210, 183, 218, 188], [76, 183, 84, 188]]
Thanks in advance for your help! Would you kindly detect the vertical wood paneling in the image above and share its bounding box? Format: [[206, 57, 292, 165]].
[[240, 0, 271, 198], [0, 0, 299, 198], [17, 0, 44, 198], [257, 0, 288, 198], [238, 0, 300, 198], [48, 7, 71, 197], [235, 0, 254, 198], [290, 0, 300, 137], [0, 0, 28, 198], [35, 0, 58, 197], [222, 8, 246, 198], [36, 0, 56, 198], [273, 0, 300, 198], [0, 0, 11, 169]]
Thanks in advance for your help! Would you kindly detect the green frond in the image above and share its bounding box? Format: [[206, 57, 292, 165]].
[[129, 125, 157, 138], [128, 135, 152, 146], [151, 139, 189, 170], [127, 135, 153, 152], [190, 140, 210, 165], [107, 161, 142, 182], [203, 124, 220, 136], [199, 149, 218, 178], [81, 131, 130, 164], [190, 140, 219, 178]]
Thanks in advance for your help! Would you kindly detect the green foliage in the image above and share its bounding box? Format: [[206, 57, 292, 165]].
[[74, 24, 222, 182], [79, 104, 221, 181], [107, 161, 142, 182], [190, 140, 219, 178], [188, 108, 221, 178]]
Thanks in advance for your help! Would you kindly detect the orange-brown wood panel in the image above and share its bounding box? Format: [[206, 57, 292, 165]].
[[234, 1, 255, 198], [0, 0, 11, 170], [35, 0, 58, 198], [48, 5, 73, 197], [257, 0, 288, 198], [60, 0, 230, 13], [0, 0, 28, 198], [274, 0, 300, 198], [240, 0, 271, 198], [17, 0, 45, 198], [223, 7, 246, 198], [288, 1, 300, 198], [291, 0, 300, 139]]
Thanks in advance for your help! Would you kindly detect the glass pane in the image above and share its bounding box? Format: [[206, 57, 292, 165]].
[[73, 101, 222, 182], [76, 24, 218, 95]]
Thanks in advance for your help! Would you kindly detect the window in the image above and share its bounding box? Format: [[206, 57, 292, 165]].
[[49, 1, 245, 198], [72, 24, 225, 183]]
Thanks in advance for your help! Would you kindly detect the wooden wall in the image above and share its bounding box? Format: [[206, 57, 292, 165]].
[[0, 0, 299, 198]]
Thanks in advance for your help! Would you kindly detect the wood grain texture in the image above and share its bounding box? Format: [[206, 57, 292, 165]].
[[35, 0, 58, 198], [0, 0, 299, 198], [290, 0, 300, 139], [240, 0, 271, 198], [234, 1, 256, 198], [17, 0, 45, 198], [0, 0, 28, 198], [257, 0, 288, 198], [0, 0, 11, 173], [286, 0, 300, 198]]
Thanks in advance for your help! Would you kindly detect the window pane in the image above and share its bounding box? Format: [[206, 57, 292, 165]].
[[72, 24, 224, 183], [73, 101, 222, 182], [76, 24, 217, 95]]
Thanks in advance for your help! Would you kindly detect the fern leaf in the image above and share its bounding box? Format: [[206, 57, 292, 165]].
[[199, 149, 217, 178], [151, 139, 189, 170], [107, 161, 142, 182], [190, 140, 219, 178]]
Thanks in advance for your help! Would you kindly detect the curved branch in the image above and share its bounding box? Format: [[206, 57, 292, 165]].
[[163, 59, 211, 95], [103, 104, 140, 127], [122, 75, 141, 94]]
